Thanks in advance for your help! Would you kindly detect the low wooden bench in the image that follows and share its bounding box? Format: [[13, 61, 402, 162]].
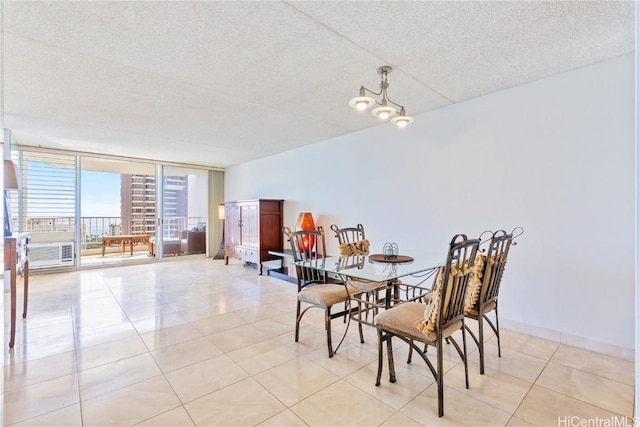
[[102, 235, 151, 256]]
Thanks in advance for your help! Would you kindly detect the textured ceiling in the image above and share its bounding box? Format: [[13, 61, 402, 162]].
[[1, 1, 634, 168]]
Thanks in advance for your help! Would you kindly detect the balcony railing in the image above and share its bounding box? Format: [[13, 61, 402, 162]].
[[20, 216, 206, 251]]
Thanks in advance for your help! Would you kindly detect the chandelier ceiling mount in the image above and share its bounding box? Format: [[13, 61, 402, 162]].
[[348, 65, 414, 128]]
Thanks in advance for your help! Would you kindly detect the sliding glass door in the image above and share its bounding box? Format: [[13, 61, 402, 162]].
[[80, 157, 157, 267], [157, 166, 208, 258]]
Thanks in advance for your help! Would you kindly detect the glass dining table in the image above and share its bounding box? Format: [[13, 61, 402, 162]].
[[295, 250, 445, 352]]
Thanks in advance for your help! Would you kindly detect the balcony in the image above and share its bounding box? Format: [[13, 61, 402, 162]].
[[20, 216, 206, 262]]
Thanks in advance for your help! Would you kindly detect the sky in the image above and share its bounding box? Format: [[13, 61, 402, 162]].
[[80, 171, 121, 217]]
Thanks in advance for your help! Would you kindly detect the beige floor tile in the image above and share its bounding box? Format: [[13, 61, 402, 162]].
[[514, 385, 625, 426], [481, 343, 548, 383], [505, 415, 536, 426], [536, 362, 633, 417], [79, 353, 162, 401], [4, 373, 80, 425], [184, 377, 285, 426], [176, 304, 226, 322], [207, 323, 273, 353], [290, 379, 396, 426], [227, 338, 300, 375], [345, 360, 432, 410], [253, 357, 340, 407], [385, 339, 464, 381], [70, 307, 129, 331], [380, 412, 422, 426], [344, 322, 380, 352], [6, 333, 76, 365], [131, 312, 190, 334], [305, 341, 378, 378], [273, 325, 331, 356], [257, 409, 308, 426], [4, 350, 77, 392], [445, 360, 533, 414], [189, 312, 248, 335], [119, 301, 177, 322], [150, 336, 223, 372], [400, 383, 512, 426], [81, 375, 181, 426], [136, 406, 195, 426], [8, 403, 82, 427], [212, 296, 262, 314], [254, 315, 298, 338], [76, 334, 147, 371], [7, 259, 634, 427], [73, 322, 139, 349], [487, 329, 559, 361], [234, 303, 293, 323], [551, 345, 635, 386], [165, 354, 249, 403], [5, 312, 73, 334], [140, 322, 204, 351]]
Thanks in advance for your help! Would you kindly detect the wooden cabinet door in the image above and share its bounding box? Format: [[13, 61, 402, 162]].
[[240, 203, 258, 248]]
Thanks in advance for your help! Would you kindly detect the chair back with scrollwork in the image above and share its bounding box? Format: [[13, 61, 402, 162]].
[[478, 230, 514, 309], [283, 226, 328, 289], [331, 224, 370, 256], [439, 235, 481, 329], [420, 234, 480, 338]]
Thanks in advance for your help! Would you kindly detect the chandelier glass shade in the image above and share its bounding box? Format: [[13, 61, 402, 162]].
[[390, 107, 414, 128], [348, 95, 375, 111], [348, 65, 413, 127]]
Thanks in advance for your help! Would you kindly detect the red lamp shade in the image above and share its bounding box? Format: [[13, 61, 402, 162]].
[[295, 212, 316, 251]]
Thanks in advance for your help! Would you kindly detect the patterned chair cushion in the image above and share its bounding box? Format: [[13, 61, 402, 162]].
[[417, 261, 473, 336], [338, 239, 370, 256]]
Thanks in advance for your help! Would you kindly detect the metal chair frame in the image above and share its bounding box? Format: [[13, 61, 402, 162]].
[[330, 224, 387, 329], [284, 225, 362, 358], [465, 229, 516, 374], [375, 234, 480, 417]]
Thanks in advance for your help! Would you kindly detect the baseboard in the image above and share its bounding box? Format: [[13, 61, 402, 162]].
[[501, 317, 634, 361]]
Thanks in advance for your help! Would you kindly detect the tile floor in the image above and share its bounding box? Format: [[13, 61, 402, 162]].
[[3, 258, 635, 426], [79, 250, 159, 269]]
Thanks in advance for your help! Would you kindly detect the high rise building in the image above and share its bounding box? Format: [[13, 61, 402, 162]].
[[120, 174, 189, 236], [121, 174, 156, 235], [162, 175, 189, 237]]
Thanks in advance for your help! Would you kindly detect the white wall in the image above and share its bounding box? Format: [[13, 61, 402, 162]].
[[226, 54, 635, 357]]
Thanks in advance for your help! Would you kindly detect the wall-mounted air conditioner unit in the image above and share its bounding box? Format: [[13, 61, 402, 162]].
[[29, 242, 75, 269]]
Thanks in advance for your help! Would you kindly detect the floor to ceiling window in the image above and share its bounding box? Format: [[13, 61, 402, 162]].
[[6, 146, 214, 270]]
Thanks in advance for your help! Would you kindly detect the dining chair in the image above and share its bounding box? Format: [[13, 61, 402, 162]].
[[331, 224, 370, 257], [330, 223, 384, 330], [330, 223, 380, 295], [375, 234, 480, 417], [283, 225, 360, 358], [463, 228, 519, 374]]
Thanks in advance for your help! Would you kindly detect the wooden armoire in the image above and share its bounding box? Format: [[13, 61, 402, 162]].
[[223, 199, 284, 274]]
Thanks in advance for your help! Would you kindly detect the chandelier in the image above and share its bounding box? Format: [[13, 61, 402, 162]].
[[348, 65, 414, 128]]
